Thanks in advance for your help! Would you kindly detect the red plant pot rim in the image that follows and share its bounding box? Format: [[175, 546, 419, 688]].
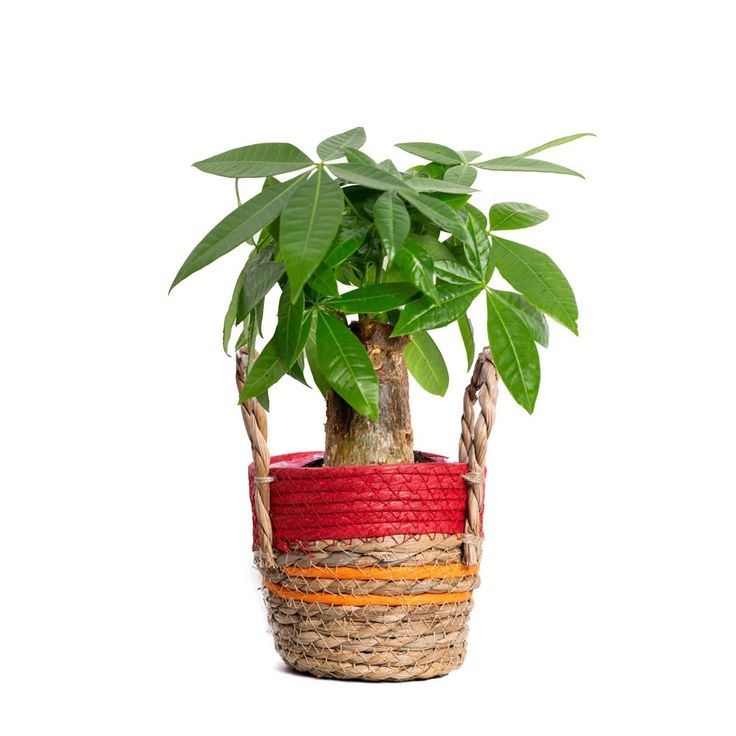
[[249, 451, 478, 552]]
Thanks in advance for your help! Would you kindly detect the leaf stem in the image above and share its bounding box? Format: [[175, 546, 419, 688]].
[[235, 178, 241, 207]]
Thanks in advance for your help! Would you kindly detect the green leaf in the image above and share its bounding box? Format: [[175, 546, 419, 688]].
[[305, 313, 330, 397], [518, 133, 595, 157], [395, 142, 463, 165], [492, 289, 550, 348], [329, 162, 407, 191], [238, 337, 289, 402], [486, 291, 540, 413], [395, 239, 438, 300], [317, 127, 367, 161], [170, 173, 306, 290], [287, 352, 310, 386], [222, 261, 250, 354], [444, 164, 477, 187], [194, 142, 313, 178], [465, 208, 493, 280], [324, 221, 370, 267], [276, 287, 309, 364], [457, 314, 475, 370], [324, 283, 418, 314], [374, 191, 410, 263], [492, 236, 578, 334], [392, 282, 481, 336], [240, 245, 284, 314], [413, 234, 458, 263], [344, 147, 377, 165], [404, 331, 449, 396], [307, 263, 339, 296], [459, 150, 482, 162], [378, 159, 400, 175], [406, 177, 476, 194], [489, 202, 549, 230], [401, 192, 469, 242], [280, 169, 344, 299], [316, 311, 379, 419], [475, 156, 584, 178], [435, 259, 479, 285]]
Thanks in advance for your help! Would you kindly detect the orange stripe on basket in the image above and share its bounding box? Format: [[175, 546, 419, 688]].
[[281, 563, 479, 581], [263, 578, 473, 607]]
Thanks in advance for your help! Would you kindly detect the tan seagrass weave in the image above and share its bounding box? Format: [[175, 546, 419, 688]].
[[236, 348, 499, 681]]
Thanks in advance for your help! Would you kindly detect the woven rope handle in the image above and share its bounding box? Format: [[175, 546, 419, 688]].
[[236, 349, 275, 568], [236, 345, 498, 569], [458, 348, 499, 565]]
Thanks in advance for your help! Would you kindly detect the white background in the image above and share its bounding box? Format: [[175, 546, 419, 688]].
[[2, 1, 734, 734]]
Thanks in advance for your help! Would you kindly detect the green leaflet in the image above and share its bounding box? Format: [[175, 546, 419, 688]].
[[457, 314, 475, 370], [395, 142, 463, 165], [434, 259, 479, 285], [373, 191, 410, 263], [491, 289, 550, 348], [405, 178, 476, 194], [317, 127, 367, 161], [329, 162, 407, 191], [280, 169, 344, 300], [489, 202, 549, 231], [444, 164, 477, 187], [465, 207, 493, 280], [222, 260, 250, 354], [308, 264, 340, 296], [404, 330, 449, 396], [401, 192, 469, 242], [518, 133, 595, 157], [194, 142, 313, 178], [238, 337, 290, 402], [475, 156, 584, 178], [491, 236, 578, 334], [170, 173, 306, 290], [343, 147, 377, 165], [324, 283, 418, 314], [486, 291, 540, 413], [395, 239, 438, 300], [392, 282, 481, 336], [316, 311, 379, 420], [240, 245, 285, 314], [276, 287, 309, 365], [305, 313, 330, 397], [324, 220, 370, 268]]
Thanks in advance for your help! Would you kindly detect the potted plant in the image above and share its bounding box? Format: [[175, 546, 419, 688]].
[[171, 128, 592, 681]]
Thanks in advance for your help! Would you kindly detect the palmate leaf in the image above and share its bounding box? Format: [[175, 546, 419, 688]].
[[395, 239, 438, 300], [518, 133, 595, 157], [170, 173, 306, 290], [373, 191, 410, 264], [490, 202, 549, 231], [392, 282, 481, 336], [317, 127, 367, 161], [316, 311, 379, 420], [280, 169, 344, 300], [194, 142, 313, 178], [395, 142, 463, 165], [491, 289, 550, 348], [324, 283, 418, 314], [475, 156, 584, 178], [238, 337, 290, 402], [404, 331, 449, 396], [492, 236, 578, 334], [486, 290, 540, 413]]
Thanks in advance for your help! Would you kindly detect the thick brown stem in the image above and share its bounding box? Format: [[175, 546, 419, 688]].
[[324, 320, 413, 467]]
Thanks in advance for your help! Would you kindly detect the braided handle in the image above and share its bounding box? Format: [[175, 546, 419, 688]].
[[458, 348, 499, 565], [236, 346, 498, 569], [235, 349, 275, 568]]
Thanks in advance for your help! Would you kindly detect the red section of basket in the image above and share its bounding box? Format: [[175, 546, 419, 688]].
[[248, 451, 476, 552]]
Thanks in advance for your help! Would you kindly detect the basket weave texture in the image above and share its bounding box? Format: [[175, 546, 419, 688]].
[[237, 349, 498, 681]]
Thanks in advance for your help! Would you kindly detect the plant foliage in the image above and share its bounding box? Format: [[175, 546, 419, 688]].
[[172, 127, 593, 416]]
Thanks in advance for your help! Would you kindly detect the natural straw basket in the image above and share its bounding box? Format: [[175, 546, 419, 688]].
[[236, 347, 498, 681]]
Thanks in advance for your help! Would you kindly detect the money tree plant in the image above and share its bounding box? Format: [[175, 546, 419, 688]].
[[171, 128, 593, 466]]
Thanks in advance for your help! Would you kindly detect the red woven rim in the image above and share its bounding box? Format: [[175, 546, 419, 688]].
[[249, 452, 478, 552]]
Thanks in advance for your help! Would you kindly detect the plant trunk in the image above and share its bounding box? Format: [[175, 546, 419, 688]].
[[324, 320, 413, 467]]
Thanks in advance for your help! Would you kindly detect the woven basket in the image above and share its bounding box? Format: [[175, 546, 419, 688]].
[[236, 348, 499, 681]]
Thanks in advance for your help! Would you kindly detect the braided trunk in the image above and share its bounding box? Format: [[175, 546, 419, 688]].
[[324, 319, 414, 467]]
